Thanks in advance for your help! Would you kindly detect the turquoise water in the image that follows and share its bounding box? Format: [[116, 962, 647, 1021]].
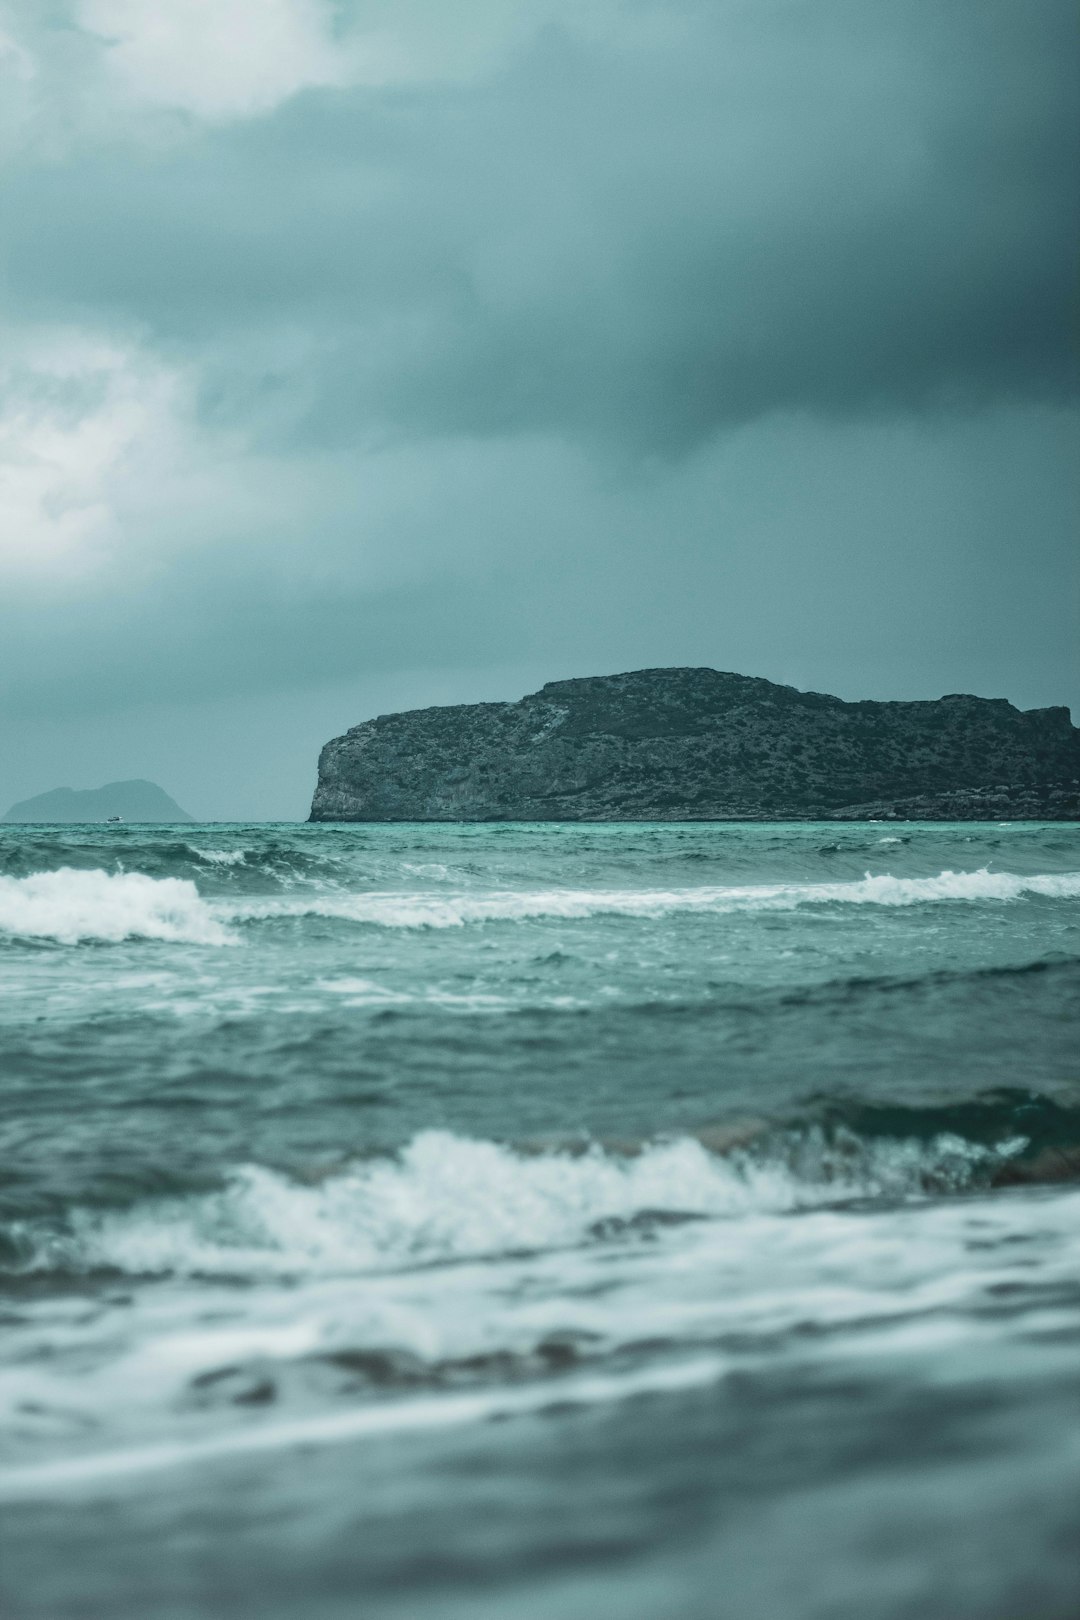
[[1, 822, 1079, 1618]]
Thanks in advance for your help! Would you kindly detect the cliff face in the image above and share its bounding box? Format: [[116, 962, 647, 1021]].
[[309, 668, 1080, 822]]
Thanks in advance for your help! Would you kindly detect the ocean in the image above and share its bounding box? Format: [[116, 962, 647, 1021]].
[[1, 820, 1078, 1619]]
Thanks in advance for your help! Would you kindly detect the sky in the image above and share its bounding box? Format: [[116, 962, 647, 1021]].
[[0, 0, 1077, 820]]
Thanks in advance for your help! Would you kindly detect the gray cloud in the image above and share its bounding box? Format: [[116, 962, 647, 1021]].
[[2, 403, 1075, 712], [3, 0, 1076, 454], [0, 0, 1077, 816]]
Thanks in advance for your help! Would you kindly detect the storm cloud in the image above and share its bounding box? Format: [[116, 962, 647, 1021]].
[[0, 0, 1076, 815]]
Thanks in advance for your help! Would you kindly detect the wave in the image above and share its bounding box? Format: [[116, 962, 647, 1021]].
[[0, 838, 346, 887], [0, 869, 231, 946], [5, 1125, 1034, 1281], [222, 868, 1080, 930], [750, 954, 1080, 1015], [2, 864, 1076, 946], [0, 1355, 727, 1497]]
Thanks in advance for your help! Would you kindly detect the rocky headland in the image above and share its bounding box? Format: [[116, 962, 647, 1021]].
[[309, 668, 1080, 822]]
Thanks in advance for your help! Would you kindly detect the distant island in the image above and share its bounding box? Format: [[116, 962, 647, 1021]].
[[3, 780, 194, 824], [310, 668, 1080, 822]]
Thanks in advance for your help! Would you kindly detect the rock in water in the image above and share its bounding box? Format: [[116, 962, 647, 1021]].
[[309, 668, 1080, 822], [3, 780, 195, 824]]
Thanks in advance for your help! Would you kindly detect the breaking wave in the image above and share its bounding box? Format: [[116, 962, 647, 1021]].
[[8, 1128, 1025, 1280], [0, 869, 231, 946], [223, 868, 1080, 929], [2, 864, 1077, 945]]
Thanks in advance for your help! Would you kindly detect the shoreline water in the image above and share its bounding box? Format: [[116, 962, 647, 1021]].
[[2, 820, 1078, 1618]]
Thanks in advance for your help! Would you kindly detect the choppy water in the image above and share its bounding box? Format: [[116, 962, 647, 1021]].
[[1, 821, 1079, 1620]]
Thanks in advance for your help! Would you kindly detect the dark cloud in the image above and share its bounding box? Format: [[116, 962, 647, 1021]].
[[2, 402, 1075, 720], [2, 0, 1076, 453], [1, 0, 1077, 815]]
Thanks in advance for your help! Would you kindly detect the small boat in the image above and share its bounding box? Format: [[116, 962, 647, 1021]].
[[105, 815, 124, 823]]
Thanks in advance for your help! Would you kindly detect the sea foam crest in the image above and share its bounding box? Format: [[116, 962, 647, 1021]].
[[23, 1129, 1005, 1279], [223, 868, 1080, 930], [0, 868, 232, 946]]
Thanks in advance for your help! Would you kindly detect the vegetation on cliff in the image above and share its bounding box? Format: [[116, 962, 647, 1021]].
[[310, 669, 1080, 822]]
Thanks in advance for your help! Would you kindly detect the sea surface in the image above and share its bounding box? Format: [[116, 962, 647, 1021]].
[[1, 820, 1079, 1620]]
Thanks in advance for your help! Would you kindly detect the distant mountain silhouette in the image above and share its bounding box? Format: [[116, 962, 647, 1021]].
[[3, 780, 194, 823]]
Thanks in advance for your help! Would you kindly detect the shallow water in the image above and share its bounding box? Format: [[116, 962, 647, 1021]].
[[1, 821, 1078, 1618]]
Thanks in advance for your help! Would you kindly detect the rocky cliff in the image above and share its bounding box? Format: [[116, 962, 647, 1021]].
[[309, 669, 1080, 822]]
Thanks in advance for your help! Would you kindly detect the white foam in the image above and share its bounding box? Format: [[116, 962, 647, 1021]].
[[189, 848, 247, 866], [221, 869, 1080, 930], [6, 865, 1074, 946], [0, 868, 233, 946], [314, 976, 414, 1005], [314, 978, 565, 1012], [24, 1129, 1005, 1281], [6, 1178, 1080, 1498], [0, 1354, 726, 1497], [5, 1152, 1079, 1503]]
